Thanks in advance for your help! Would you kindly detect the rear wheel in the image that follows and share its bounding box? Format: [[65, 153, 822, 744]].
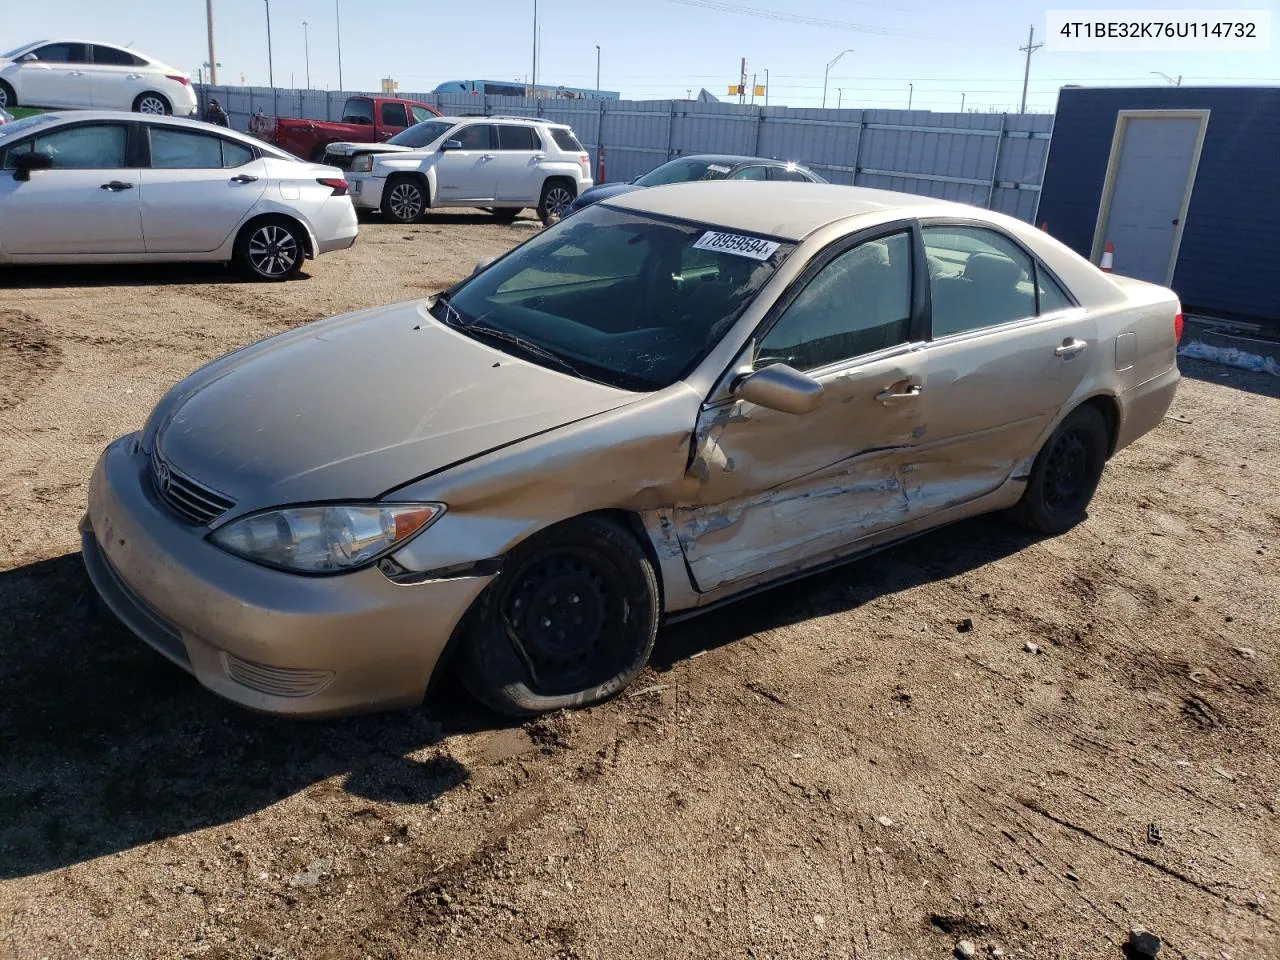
[[537, 180, 576, 226], [1011, 404, 1109, 534], [459, 517, 659, 717], [133, 92, 171, 115], [383, 176, 427, 224], [0, 81, 16, 110], [234, 217, 305, 281]]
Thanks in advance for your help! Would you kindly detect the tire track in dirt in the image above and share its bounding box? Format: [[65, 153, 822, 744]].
[[0, 310, 63, 413]]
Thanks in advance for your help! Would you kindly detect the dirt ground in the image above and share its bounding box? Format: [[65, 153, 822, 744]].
[[1, 213, 1277, 960]]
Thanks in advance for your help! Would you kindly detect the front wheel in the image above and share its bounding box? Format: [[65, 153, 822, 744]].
[[537, 181, 576, 226], [133, 92, 171, 115], [234, 217, 305, 281], [0, 81, 16, 110], [1010, 404, 1109, 534], [459, 516, 659, 717], [383, 176, 427, 224]]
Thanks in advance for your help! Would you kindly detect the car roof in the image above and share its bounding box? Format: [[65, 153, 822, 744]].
[[667, 154, 804, 168], [602, 182, 974, 241], [434, 115, 569, 128], [0, 111, 278, 149]]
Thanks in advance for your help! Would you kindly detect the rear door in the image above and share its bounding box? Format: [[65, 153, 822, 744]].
[[140, 125, 267, 253], [16, 43, 91, 108], [434, 123, 496, 203], [492, 124, 543, 202], [86, 44, 150, 111], [0, 120, 144, 254], [911, 222, 1095, 510]]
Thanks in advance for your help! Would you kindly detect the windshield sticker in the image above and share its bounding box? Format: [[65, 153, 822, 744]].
[[692, 231, 781, 261]]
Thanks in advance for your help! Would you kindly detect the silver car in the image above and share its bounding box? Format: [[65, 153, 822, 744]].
[[0, 111, 357, 280], [82, 182, 1182, 717]]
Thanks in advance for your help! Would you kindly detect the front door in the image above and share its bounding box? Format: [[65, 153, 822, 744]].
[[913, 223, 1095, 509], [1097, 111, 1206, 284], [140, 125, 267, 253], [0, 121, 144, 255], [491, 124, 543, 203], [676, 227, 929, 594], [16, 42, 91, 108], [434, 123, 496, 203]]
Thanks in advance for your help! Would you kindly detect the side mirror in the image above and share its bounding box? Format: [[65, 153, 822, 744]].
[[732, 363, 824, 415], [471, 256, 496, 276], [440, 139, 463, 152], [21, 53, 39, 63], [12, 151, 53, 182]]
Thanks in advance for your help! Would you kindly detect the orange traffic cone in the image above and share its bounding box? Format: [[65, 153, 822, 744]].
[[596, 145, 606, 183], [1100, 241, 1115, 272]]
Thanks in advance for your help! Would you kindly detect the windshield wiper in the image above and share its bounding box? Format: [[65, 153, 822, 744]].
[[431, 292, 465, 328], [464, 322, 587, 380]]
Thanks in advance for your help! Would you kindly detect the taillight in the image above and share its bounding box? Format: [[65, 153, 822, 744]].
[[579, 153, 589, 168], [1174, 310, 1184, 343], [166, 74, 192, 87], [318, 177, 348, 196]]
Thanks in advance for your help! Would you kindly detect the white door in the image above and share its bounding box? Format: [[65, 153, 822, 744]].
[[140, 126, 267, 253], [14, 42, 91, 108], [86, 44, 150, 111], [0, 121, 144, 255], [491, 124, 543, 203], [433, 123, 496, 203]]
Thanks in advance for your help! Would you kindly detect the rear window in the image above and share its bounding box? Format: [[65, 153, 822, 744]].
[[92, 45, 145, 66], [550, 128, 584, 153]]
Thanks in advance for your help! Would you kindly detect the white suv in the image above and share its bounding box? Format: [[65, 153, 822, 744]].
[[331, 116, 593, 225]]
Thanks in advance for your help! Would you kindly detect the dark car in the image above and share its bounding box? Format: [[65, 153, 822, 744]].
[[569, 153, 825, 213]]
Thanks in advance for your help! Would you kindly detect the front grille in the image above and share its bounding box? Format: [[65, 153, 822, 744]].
[[324, 153, 353, 171], [150, 447, 235, 526], [224, 654, 334, 698]]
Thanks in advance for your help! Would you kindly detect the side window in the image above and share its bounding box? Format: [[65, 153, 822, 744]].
[[497, 125, 539, 151], [727, 165, 768, 181], [380, 102, 409, 128], [757, 232, 914, 372], [923, 226, 1037, 338], [550, 128, 584, 153], [1037, 269, 1074, 314], [452, 124, 493, 150], [150, 127, 223, 168], [410, 106, 434, 124], [32, 43, 88, 63], [6, 123, 128, 169], [342, 99, 374, 125], [221, 140, 254, 168], [92, 45, 140, 66], [770, 166, 812, 183]]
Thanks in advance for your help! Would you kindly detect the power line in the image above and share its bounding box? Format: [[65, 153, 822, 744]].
[[655, 0, 938, 38]]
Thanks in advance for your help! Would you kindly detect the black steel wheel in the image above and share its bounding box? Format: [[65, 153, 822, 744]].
[[459, 516, 659, 716], [1011, 404, 1109, 534]]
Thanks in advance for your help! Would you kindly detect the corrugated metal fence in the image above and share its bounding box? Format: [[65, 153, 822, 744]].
[[197, 86, 1052, 222]]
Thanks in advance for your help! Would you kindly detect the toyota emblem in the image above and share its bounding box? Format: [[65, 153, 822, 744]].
[[155, 460, 171, 493]]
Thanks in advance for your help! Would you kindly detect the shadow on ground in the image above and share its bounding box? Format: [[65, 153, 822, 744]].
[[0, 514, 1037, 879], [0, 262, 310, 289], [1178, 356, 1280, 399]]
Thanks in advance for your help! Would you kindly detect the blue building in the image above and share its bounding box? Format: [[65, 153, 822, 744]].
[[1036, 85, 1280, 329], [433, 80, 620, 100]]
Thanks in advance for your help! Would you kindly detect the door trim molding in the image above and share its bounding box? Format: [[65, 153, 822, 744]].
[[1089, 108, 1210, 287]]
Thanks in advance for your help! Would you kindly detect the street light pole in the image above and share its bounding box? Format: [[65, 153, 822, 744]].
[[205, 0, 218, 85], [823, 48, 854, 109], [531, 0, 538, 94], [595, 45, 601, 93], [764, 67, 769, 106], [264, 0, 275, 88], [908, 82, 913, 110], [335, 0, 344, 89], [302, 20, 311, 89]]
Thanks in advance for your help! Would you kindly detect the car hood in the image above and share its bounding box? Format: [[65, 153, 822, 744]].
[[327, 141, 414, 157], [155, 301, 638, 514], [575, 182, 643, 207]]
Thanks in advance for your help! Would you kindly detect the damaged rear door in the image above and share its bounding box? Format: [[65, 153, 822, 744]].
[[676, 226, 931, 594]]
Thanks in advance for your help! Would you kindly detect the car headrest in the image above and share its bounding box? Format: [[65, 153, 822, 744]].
[[963, 252, 1022, 289]]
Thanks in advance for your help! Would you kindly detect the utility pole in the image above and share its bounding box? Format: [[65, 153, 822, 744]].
[[302, 21, 310, 89], [531, 0, 538, 94], [764, 68, 769, 106], [596, 45, 601, 93], [960, 91, 966, 112], [205, 0, 218, 84], [335, 0, 344, 89], [1018, 23, 1043, 114], [264, 0, 275, 88], [750, 72, 758, 104], [823, 48, 854, 109], [908, 83, 913, 109], [739, 57, 747, 104]]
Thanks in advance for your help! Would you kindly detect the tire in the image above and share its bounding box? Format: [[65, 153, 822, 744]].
[[1011, 404, 1110, 535], [133, 92, 172, 115], [537, 180, 576, 226], [491, 208, 521, 223], [0, 81, 16, 110], [459, 516, 659, 717], [382, 175, 427, 224], [310, 143, 333, 163], [233, 217, 306, 281]]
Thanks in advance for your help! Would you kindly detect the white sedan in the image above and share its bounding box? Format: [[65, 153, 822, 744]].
[[0, 40, 198, 116], [0, 112, 358, 280]]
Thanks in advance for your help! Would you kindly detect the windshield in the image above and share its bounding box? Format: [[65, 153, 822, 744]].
[[438, 205, 793, 391], [637, 157, 738, 187], [0, 114, 61, 141], [387, 120, 454, 148]]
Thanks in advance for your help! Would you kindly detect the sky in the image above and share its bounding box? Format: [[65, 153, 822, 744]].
[[3, 0, 1276, 112]]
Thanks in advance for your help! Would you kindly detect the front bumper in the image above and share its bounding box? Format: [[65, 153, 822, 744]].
[[347, 174, 384, 210], [81, 435, 493, 717]]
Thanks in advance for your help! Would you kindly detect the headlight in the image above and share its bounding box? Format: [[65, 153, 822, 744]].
[[211, 503, 444, 573], [351, 154, 373, 173]]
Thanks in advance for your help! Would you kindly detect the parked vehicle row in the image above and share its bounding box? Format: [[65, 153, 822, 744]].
[[79, 179, 1183, 720], [0, 39, 197, 116], [248, 95, 443, 162]]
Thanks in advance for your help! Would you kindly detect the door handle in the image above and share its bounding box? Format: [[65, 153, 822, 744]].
[[875, 383, 924, 403], [480, 154, 496, 161], [100, 181, 134, 191], [70, 71, 86, 77], [1054, 338, 1088, 358], [126, 73, 142, 80], [230, 174, 259, 184], [532, 154, 547, 161]]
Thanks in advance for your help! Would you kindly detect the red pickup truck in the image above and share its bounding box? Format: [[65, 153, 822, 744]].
[[249, 95, 443, 161]]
